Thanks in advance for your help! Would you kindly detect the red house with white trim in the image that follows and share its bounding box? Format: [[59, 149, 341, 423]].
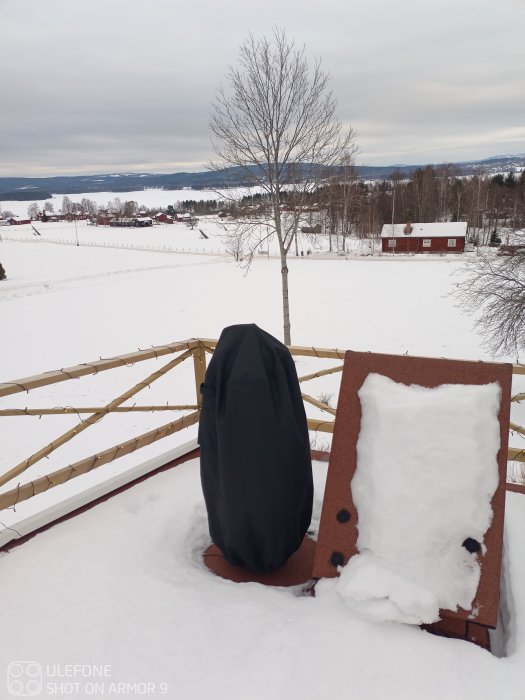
[[381, 222, 467, 254], [154, 212, 174, 224], [8, 217, 31, 225]]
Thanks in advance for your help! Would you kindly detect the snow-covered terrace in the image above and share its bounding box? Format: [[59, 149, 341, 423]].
[[2, 452, 525, 699], [1, 338, 525, 699]]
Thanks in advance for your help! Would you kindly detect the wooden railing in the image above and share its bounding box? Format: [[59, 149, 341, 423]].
[[0, 338, 524, 511]]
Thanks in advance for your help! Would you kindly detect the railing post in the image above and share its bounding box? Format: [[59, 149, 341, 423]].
[[193, 341, 207, 409]]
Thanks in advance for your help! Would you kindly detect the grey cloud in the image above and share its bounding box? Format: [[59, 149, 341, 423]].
[[1, 0, 524, 176]]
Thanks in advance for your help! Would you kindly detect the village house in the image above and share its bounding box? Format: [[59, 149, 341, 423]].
[[380, 222, 467, 254], [95, 212, 113, 226], [154, 212, 174, 224], [7, 216, 31, 225], [175, 212, 193, 222], [108, 216, 153, 228], [37, 211, 63, 222]]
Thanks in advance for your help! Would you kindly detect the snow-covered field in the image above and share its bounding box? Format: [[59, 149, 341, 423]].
[[1, 188, 229, 219], [1, 216, 381, 257], [1, 224, 525, 699]]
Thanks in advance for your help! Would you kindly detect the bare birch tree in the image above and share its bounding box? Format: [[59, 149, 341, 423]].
[[209, 28, 357, 344], [454, 252, 525, 357]]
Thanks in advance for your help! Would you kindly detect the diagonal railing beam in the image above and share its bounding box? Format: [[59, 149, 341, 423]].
[[0, 349, 194, 488], [301, 393, 337, 416], [0, 339, 200, 398], [307, 418, 335, 433], [509, 447, 525, 463], [510, 421, 525, 437], [0, 411, 200, 511]]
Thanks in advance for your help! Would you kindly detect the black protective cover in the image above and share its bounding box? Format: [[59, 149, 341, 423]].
[[198, 324, 313, 572]]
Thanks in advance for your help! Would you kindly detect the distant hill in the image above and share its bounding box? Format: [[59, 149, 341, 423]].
[[0, 189, 53, 201], [1, 154, 523, 200], [358, 153, 525, 180]]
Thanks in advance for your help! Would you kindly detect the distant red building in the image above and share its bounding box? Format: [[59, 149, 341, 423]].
[[8, 217, 31, 225], [96, 214, 113, 225], [37, 212, 62, 222], [154, 212, 174, 224], [381, 222, 467, 254]]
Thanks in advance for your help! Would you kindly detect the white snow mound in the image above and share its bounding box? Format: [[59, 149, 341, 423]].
[[335, 374, 501, 624]]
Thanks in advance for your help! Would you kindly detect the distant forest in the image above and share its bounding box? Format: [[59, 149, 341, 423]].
[[167, 165, 525, 245], [220, 165, 525, 245], [318, 165, 525, 243]]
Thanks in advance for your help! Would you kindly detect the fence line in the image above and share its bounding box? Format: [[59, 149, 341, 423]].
[[0, 339, 524, 512], [1, 235, 227, 257]]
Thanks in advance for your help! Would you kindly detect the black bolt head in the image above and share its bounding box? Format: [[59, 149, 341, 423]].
[[336, 509, 351, 523], [462, 537, 481, 554], [330, 551, 345, 567]]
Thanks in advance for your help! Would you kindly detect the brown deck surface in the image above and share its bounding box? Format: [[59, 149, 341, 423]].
[[203, 536, 316, 586], [313, 351, 513, 629]]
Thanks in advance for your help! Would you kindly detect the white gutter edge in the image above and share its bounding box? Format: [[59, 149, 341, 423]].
[[0, 438, 199, 549]]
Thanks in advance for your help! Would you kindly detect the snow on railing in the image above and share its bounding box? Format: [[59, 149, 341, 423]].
[[0, 340, 523, 511]]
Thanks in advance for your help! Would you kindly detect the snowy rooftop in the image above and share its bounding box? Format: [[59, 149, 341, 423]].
[[1, 455, 525, 699], [381, 222, 468, 238]]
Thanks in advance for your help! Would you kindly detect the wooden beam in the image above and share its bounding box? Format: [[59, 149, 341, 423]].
[[0, 405, 198, 417], [0, 339, 200, 398], [509, 447, 525, 463], [288, 344, 347, 360], [0, 411, 200, 511], [0, 349, 193, 488], [192, 344, 207, 408], [510, 421, 525, 437], [301, 393, 337, 416], [307, 418, 335, 433], [298, 364, 344, 383]]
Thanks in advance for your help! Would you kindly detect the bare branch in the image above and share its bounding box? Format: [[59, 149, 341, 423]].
[[453, 252, 525, 357]]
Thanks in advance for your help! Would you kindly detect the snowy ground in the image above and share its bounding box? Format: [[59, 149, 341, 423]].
[[1, 216, 382, 257], [1, 458, 525, 700], [1, 223, 525, 698], [1, 188, 230, 219]]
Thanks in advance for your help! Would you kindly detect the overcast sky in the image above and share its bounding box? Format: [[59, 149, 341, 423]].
[[1, 0, 524, 177]]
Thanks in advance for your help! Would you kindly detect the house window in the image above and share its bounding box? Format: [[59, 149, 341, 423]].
[[388, 239, 396, 248], [447, 238, 456, 247], [422, 239, 431, 248]]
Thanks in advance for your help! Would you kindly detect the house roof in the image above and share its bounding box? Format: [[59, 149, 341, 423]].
[[380, 222, 468, 239]]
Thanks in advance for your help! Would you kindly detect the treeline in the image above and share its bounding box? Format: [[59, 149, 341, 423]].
[[22, 167, 525, 245], [317, 165, 525, 244], [208, 167, 525, 245]]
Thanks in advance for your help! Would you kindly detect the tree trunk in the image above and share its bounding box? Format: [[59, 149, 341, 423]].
[[280, 250, 291, 345]]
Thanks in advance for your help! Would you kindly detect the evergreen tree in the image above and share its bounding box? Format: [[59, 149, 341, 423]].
[[490, 230, 502, 246]]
